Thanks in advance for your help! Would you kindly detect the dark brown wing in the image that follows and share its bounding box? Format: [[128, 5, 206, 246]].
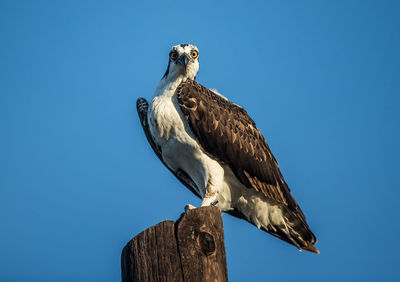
[[177, 80, 300, 211], [136, 98, 201, 199], [177, 81, 319, 253]]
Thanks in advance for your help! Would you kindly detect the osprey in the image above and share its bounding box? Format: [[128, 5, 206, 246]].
[[137, 44, 319, 253]]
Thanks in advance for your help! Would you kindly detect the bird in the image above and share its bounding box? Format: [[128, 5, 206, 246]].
[[137, 43, 319, 253]]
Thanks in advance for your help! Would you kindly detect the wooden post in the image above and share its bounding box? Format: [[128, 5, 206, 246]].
[[121, 206, 228, 282]]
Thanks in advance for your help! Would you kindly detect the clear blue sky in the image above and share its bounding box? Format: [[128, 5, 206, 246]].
[[1, 1, 399, 281]]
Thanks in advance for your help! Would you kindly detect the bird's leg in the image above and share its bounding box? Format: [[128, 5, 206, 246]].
[[201, 197, 219, 206], [200, 192, 219, 207], [201, 178, 219, 207]]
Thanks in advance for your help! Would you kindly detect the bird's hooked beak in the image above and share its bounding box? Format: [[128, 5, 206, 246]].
[[176, 54, 191, 67]]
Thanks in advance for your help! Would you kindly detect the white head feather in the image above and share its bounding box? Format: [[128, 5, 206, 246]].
[[162, 44, 200, 81]]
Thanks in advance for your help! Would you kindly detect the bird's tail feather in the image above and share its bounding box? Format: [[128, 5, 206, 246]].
[[263, 205, 319, 254]]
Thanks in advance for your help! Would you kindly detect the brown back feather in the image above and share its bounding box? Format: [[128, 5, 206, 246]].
[[177, 80, 318, 250], [177, 80, 299, 211]]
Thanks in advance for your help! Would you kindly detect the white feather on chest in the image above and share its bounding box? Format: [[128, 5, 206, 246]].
[[147, 77, 208, 194], [148, 77, 196, 147]]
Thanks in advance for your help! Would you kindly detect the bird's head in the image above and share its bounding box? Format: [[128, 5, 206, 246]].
[[163, 44, 199, 81]]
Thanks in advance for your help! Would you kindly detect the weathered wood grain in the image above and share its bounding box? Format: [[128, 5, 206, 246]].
[[176, 206, 228, 282], [121, 206, 227, 282]]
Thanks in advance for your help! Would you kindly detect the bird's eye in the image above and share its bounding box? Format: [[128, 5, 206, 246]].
[[191, 50, 198, 59], [170, 52, 178, 60]]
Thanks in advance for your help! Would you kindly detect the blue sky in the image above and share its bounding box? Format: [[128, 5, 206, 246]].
[[1, 0, 399, 281]]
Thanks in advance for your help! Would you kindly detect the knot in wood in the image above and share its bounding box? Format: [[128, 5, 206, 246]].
[[199, 231, 215, 256]]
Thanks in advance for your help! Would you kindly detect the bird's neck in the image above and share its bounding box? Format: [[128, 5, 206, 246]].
[[155, 74, 190, 98]]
